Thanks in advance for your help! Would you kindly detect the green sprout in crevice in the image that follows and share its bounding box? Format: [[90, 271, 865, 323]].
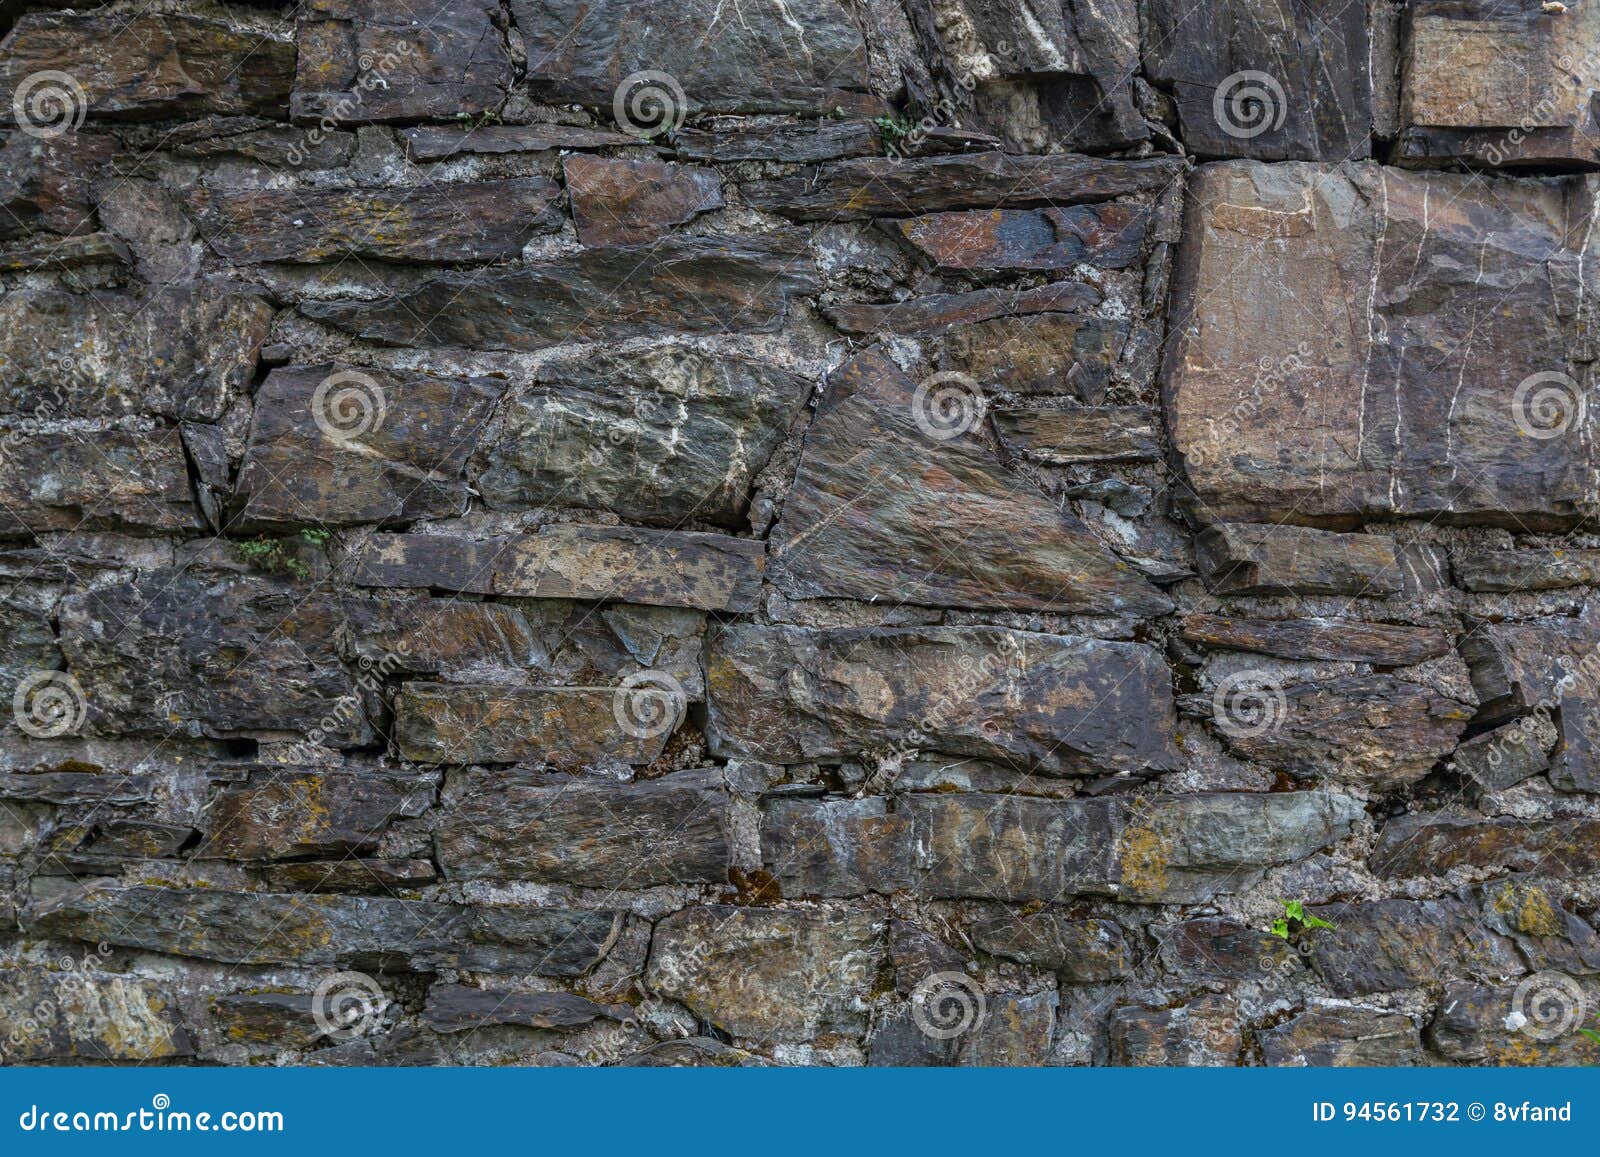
[[1268, 899, 1335, 940], [872, 113, 916, 143], [233, 528, 332, 580]]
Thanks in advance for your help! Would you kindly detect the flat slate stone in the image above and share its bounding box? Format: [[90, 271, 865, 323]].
[[301, 234, 817, 349], [969, 912, 1132, 981], [1429, 979, 1600, 1065], [437, 767, 729, 886], [941, 315, 1128, 398], [1180, 614, 1451, 665], [403, 124, 637, 160], [0, 428, 201, 537], [232, 364, 504, 529], [0, 13, 295, 119], [1306, 898, 1523, 996], [898, 205, 1148, 272], [994, 406, 1162, 465], [563, 155, 723, 247], [197, 768, 431, 861], [472, 346, 810, 528], [29, 883, 619, 975], [422, 985, 617, 1033], [1109, 994, 1241, 1065], [766, 349, 1170, 615], [1452, 548, 1600, 593], [351, 526, 765, 611], [646, 905, 883, 1042], [393, 683, 678, 766], [1144, 0, 1372, 161], [187, 179, 561, 264], [0, 284, 271, 421], [514, 0, 870, 115], [1154, 917, 1302, 982], [742, 152, 1186, 220], [673, 120, 882, 162], [1166, 162, 1598, 528], [1261, 1007, 1422, 1067], [1196, 524, 1401, 596], [1371, 814, 1600, 879], [707, 624, 1180, 776], [293, 0, 513, 123], [824, 282, 1101, 336]]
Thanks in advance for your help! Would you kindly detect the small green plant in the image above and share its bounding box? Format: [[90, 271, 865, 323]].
[[1268, 899, 1335, 940], [233, 528, 330, 580], [872, 114, 916, 143], [1581, 1023, 1600, 1046]]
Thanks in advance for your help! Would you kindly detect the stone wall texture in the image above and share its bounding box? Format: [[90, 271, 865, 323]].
[[0, 0, 1598, 1068]]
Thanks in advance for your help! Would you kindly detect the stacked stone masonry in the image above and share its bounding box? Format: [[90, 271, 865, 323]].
[[0, 0, 1596, 1067]]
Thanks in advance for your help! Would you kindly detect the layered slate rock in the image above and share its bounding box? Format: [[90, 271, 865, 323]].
[[187, 180, 561, 264], [1261, 1008, 1422, 1067], [0, 13, 295, 120], [301, 234, 816, 349], [29, 884, 619, 975], [645, 906, 883, 1041], [742, 153, 1185, 220], [293, 0, 513, 122], [57, 572, 365, 741], [563, 156, 723, 247], [761, 790, 1361, 903], [1165, 161, 1600, 528], [1306, 898, 1523, 996], [352, 526, 764, 611], [1453, 548, 1600, 592], [969, 912, 1132, 981], [436, 767, 730, 886], [422, 986, 618, 1034], [1195, 524, 1400, 596], [1398, 1, 1600, 168], [0, 428, 201, 537], [1144, 0, 1372, 161], [403, 124, 637, 159], [941, 314, 1127, 398], [514, 0, 870, 115], [994, 406, 1162, 466], [473, 347, 810, 528], [825, 282, 1101, 336], [393, 684, 679, 766], [0, 970, 192, 1061], [1212, 673, 1474, 788], [897, 204, 1148, 272], [0, 285, 271, 421], [1462, 613, 1600, 792], [1180, 614, 1451, 665], [1430, 979, 1600, 1065], [767, 350, 1169, 616], [232, 365, 504, 528], [1109, 995, 1242, 1065], [1371, 814, 1600, 878], [0, 132, 117, 241], [904, 0, 1146, 152], [1154, 917, 1302, 982], [342, 597, 537, 676], [197, 768, 433, 860], [707, 624, 1179, 775]]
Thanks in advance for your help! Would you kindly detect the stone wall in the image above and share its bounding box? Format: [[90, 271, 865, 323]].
[[0, 0, 1597, 1067]]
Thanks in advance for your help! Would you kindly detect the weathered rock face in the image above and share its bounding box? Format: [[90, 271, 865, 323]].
[[5, 0, 1598, 1074], [707, 624, 1179, 775], [767, 350, 1170, 616], [1165, 161, 1600, 529]]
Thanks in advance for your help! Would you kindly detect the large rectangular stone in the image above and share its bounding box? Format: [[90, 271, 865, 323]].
[[1371, 814, 1600, 878], [0, 428, 201, 537], [1166, 161, 1598, 528], [351, 526, 765, 611], [393, 684, 675, 766], [437, 767, 728, 887], [1307, 898, 1523, 996], [1196, 523, 1401, 596], [707, 624, 1179, 776]]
